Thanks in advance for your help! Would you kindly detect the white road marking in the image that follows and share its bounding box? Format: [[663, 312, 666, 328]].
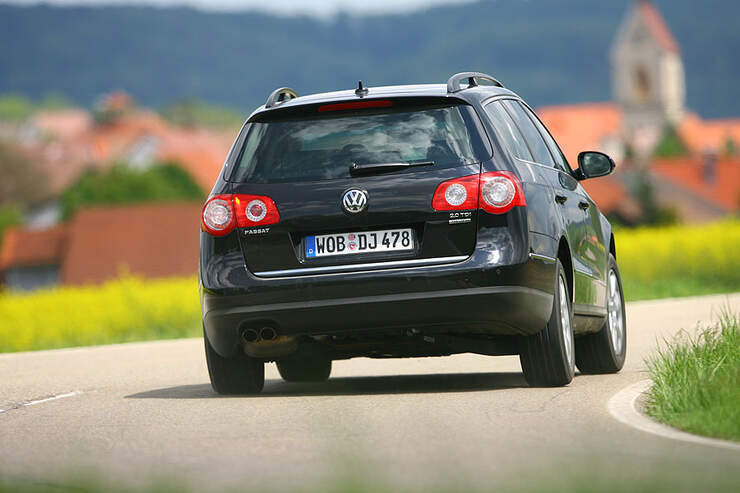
[[608, 380, 740, 452], [0, 391, 81, 415], [24, 391, 81, 406]]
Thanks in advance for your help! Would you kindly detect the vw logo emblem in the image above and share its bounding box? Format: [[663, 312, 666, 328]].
[[342, 189, 368, 214]]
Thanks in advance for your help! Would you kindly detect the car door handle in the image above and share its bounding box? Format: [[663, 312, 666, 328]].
[[578, 201, 590, 211], [555, 194, 568, 204]]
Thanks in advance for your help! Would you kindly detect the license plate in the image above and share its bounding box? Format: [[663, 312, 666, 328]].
[[305, 228, 414, 258]]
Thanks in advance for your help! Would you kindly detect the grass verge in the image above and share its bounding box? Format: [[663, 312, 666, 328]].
[[645, 312, 740, 441]]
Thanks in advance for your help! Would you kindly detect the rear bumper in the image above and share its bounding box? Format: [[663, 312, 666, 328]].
[[201, 252, 557, 357]]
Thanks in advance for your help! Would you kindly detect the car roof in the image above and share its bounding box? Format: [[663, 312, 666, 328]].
[[248, 83, 519, 119]]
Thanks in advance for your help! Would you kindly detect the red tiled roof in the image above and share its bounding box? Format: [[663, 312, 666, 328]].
[[677, 113, 740, 155], [31, 108, 235, 195], [537, 103, 622, 165], [32, 110, 92, 140], [650, 157, 740, 212], [157, 129, 234, 191], [636, 0, 680, 54], [60, 202, 201, 285], [0, 226, 66, 271]]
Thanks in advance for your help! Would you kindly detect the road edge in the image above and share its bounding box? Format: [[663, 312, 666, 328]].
[[607, 379, 740, 452]]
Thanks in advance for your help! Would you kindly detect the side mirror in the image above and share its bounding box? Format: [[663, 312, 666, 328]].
[[576, 151, 615, 180]]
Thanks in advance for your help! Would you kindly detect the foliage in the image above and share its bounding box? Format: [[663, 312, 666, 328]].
[[653, 126, 687, 158], [0, 204, 21, 251], [0, 1, 739, 118], [645, 313, 740, 441], [0, 93, 34, 121], [60, 163, 204, 219], [0, 92, 73, 121], [0, 140, 50, 207], [631, 172, 679, 227], [37, 92, 74, 111], [0, 276, 200, 353], [161, 98, 243, 129], [723, 135, 737, 157], [616, 219, 740, 300], [0, 220, 737, 353]]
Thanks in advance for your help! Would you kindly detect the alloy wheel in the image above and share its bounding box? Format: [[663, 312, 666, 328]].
[[607, 269, 624, 355], [559, 276, 574, 368]]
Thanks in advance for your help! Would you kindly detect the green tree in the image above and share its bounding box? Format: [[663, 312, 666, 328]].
[[38, 92, 73, 111], [0, 205, 21, 251], [161, 98, 243, 129], [0, 93, 34, 121], [654, 126, 688, 158], [60, 163, 204, 219], [633, 171, 679, 226], [724, 136, 738, 157]]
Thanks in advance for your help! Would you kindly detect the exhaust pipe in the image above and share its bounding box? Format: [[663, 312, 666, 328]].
[[260, 327, 277, 341], [240, 325, 296, 358], [241, 328, 260, 343]]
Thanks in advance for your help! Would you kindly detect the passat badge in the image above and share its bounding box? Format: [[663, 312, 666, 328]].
[[342, 189, 368, 214]]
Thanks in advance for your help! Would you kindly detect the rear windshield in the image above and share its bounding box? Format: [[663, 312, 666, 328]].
[[230, 104, 489, 183]]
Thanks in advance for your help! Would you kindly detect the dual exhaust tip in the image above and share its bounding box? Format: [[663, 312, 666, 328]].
[[242, 326, 277, 343]]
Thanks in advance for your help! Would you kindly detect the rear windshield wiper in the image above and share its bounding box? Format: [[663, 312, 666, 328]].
[[349, 161, 434, 176]]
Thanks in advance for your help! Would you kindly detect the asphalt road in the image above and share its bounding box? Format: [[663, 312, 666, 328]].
[[1, 294, 739, 490]]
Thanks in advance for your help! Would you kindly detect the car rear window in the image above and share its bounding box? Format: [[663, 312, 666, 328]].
[[230, 104, 489, 183]]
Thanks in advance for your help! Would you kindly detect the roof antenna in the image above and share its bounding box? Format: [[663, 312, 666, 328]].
[[355, 80, 369, 98]]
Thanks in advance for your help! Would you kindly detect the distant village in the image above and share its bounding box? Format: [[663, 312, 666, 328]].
[[0, 0, 738, 292], [0, 92, 233, 291], [539, 0, 740, 225]]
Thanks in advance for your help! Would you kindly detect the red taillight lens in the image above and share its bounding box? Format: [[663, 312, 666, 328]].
[[432, 171, 525, 214], [201, 194, 280, 236], [432, 174, 480, 211], [202, 195, 236, 236], [479, 171, 526, 214], [233, 194, 280, 227]]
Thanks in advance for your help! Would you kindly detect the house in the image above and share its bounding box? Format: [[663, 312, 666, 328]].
[[0, 203, 202, 291], [0, 226, 66, 291], [11, 92, 235, 228], [650, 156, 740, 222], [537, 0, 740, 222]]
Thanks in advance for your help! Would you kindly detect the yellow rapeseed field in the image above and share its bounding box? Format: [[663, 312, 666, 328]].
[[615, 219, 740, 300], [0, 276, 200, 353], [0, 219, 738, 352]]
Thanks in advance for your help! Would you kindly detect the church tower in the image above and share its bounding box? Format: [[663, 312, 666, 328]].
[[611, 0, 685, 141]]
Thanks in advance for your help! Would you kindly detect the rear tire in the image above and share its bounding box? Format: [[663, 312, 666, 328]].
[[277, 356, 332, 382], [575, 254, 626, 374], [204, 327, 264, 395], [519, 260, 575, 387]]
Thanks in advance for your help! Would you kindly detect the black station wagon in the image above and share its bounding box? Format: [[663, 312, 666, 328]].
[[199, 72, 627, 394]]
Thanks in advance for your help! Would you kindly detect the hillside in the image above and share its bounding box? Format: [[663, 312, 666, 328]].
[[1, 0, 738, 117]]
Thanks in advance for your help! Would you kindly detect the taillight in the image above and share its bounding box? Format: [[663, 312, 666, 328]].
[[432, 171, 525, 214], [233, 194, 280, 227], [202, 195, 236, 236], [479, 171, 526, 214], [201, 194, 280, 236], [431, 174, 480, 211]]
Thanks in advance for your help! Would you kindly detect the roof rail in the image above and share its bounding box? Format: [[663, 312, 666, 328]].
[[265, 87, 298, 108], [446, 72, 504, 93]]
